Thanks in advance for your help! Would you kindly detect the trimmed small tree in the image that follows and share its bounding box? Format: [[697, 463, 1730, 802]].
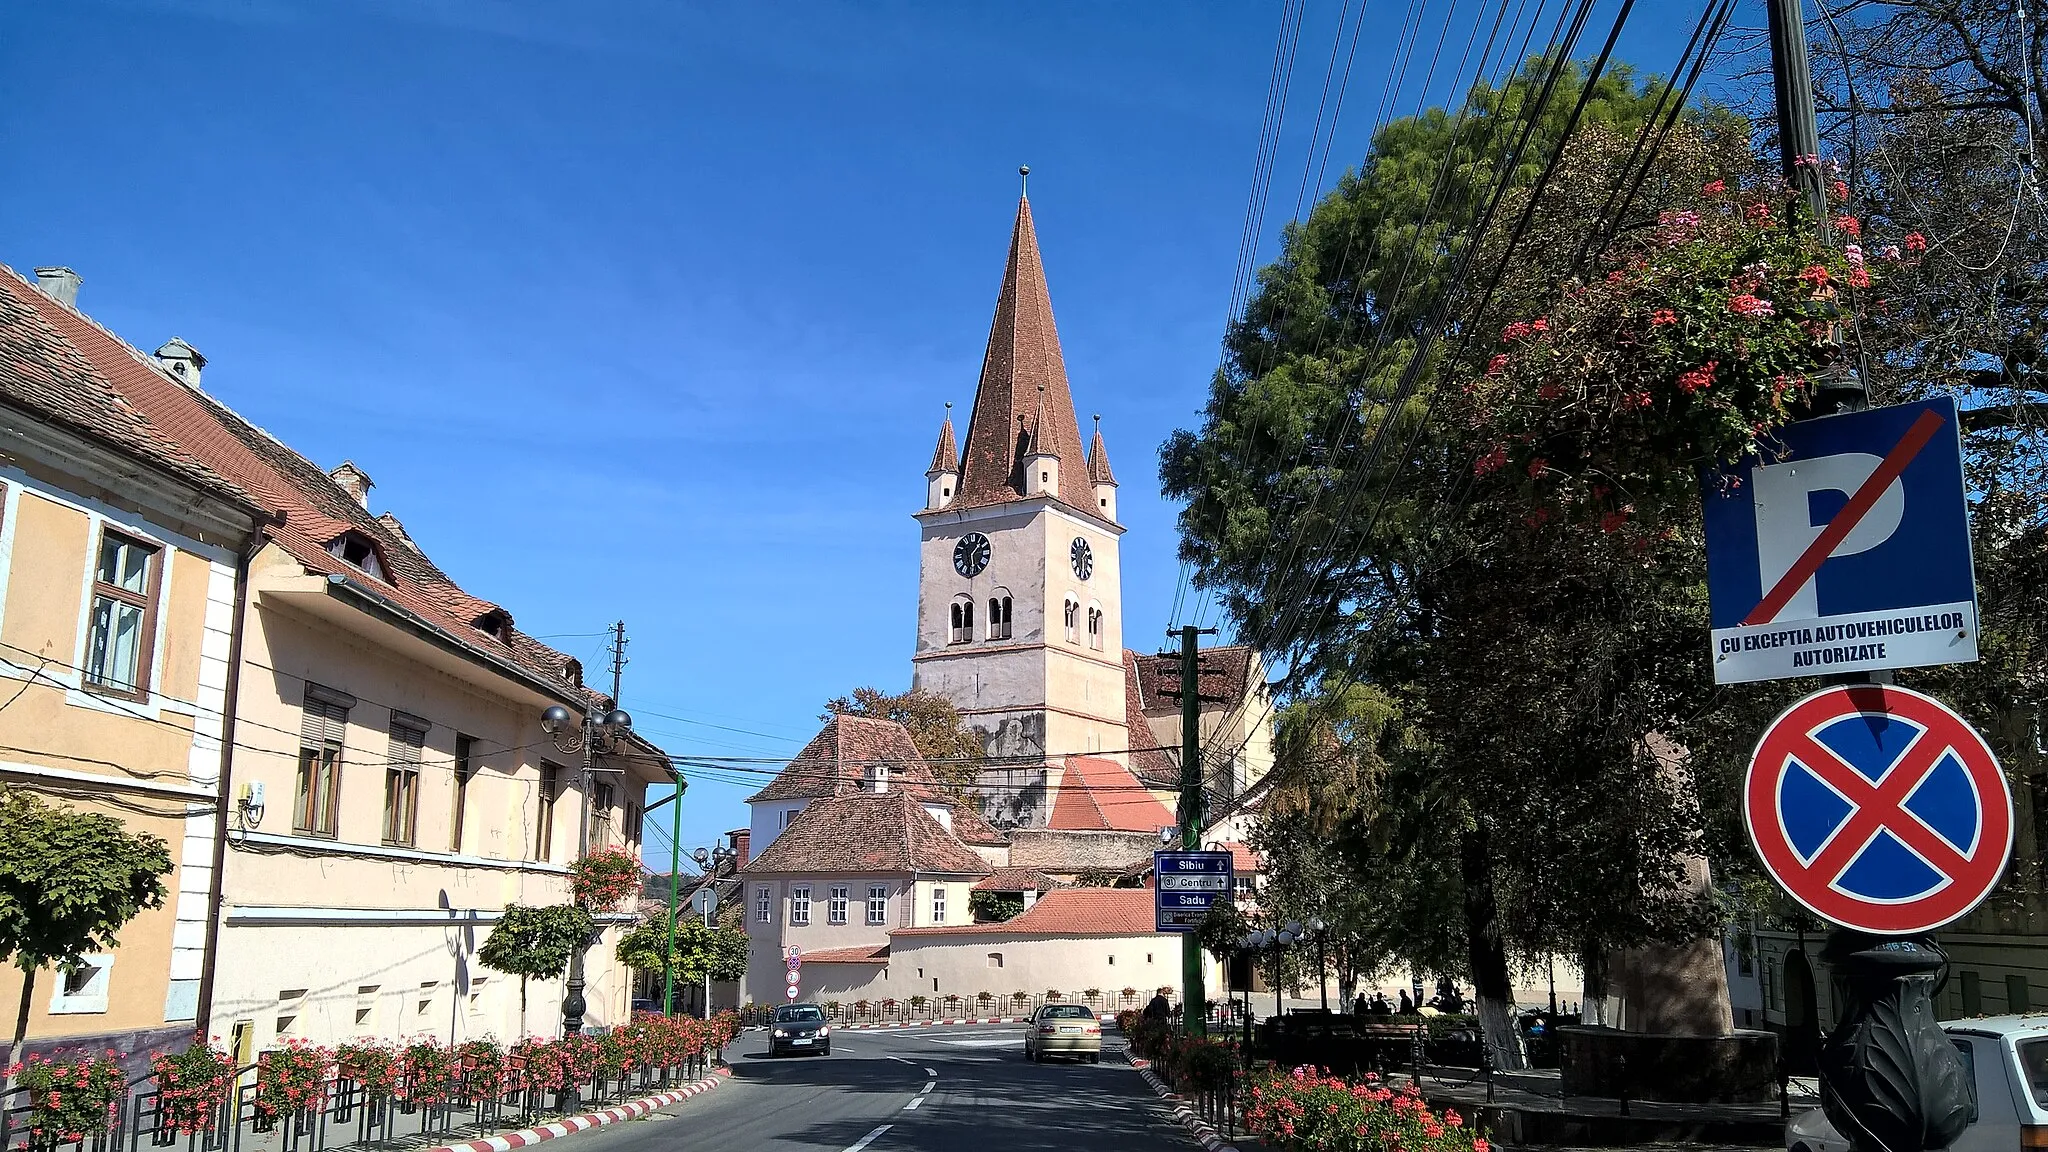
[[477, 903, 596, 1036], [0, 787, 172, 1094]]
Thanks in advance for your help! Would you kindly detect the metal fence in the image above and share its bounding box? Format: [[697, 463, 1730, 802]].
[[1, 1050, 722, 1152]]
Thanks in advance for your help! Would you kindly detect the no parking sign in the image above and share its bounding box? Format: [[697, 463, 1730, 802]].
[[1744, 684, 2012, 934]]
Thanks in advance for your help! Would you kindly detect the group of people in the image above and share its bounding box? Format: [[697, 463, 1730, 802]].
[[1351, 979, 1470, 1018]]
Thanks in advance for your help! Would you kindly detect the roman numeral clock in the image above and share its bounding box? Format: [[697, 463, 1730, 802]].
[[954, 532, 991, 578], [1071, 537, 1093, 580]]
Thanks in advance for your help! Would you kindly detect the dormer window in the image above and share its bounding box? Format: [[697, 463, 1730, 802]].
[[472, 608, 512, 643], [327, 532, 388, 581], [866, 764, 890, 794]]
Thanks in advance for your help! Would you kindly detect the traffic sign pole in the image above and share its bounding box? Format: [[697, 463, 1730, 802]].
[[1175, 625, 1210, 1037]]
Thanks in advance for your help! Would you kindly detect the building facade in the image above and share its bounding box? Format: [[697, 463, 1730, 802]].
[[7, 264, 672, 1060], [0, 265, 268, 1070]]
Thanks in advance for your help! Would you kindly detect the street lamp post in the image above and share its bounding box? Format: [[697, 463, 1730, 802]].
[[540, 702, 634, 1036], [689, 845, 736, 1019], [1310, 919, 1328, 1012]]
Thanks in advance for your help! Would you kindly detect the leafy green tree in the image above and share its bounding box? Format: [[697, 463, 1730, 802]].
[[968, 891, 1024, 923], [0, 787, 171, 1086], [477, 903, 595, 1035], [613, 919, 748, 987], [823, 687, 984, 798]]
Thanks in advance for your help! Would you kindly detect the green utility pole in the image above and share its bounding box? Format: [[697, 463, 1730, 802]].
[[664, 783, 682, 1015], [1176, 624, 1214, 1036]]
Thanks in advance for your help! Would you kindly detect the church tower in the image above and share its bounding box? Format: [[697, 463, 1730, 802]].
[[913, 187, 1129, 825]]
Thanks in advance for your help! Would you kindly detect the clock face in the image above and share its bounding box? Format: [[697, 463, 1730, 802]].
[[1070, 537, 1094, 581], [953, 532, 992, 578]]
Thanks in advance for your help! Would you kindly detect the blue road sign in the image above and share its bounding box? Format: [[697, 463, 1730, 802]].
[[1702, 397, 1977, 684], [1155, 851, 1233, 932]]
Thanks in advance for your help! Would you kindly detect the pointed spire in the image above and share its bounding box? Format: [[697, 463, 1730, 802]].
[[1087, 414, 1115, 484], [952, 187, 1092, 512], [928, 402, 959, 474]]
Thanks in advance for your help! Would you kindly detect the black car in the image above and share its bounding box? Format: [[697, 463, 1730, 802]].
[[769, 1003, 832, 1056]]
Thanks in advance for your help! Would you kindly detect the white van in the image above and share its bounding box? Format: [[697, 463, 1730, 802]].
[[1787, 1016, 2048, 1152]]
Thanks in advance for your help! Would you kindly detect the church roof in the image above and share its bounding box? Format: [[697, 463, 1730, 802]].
[[928, 411, 958, 474], [1123, 650, 1182, 789], [1047, 755, 1175, 834], [953, 196, 1097, 513], [745, 714, 938, 804], [1087, 419, 1115, 485], [1129, 646, 1259, 715]]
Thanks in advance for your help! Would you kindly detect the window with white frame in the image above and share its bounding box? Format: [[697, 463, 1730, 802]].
[[49, 953, 114, 1014], [84, 530, 160, 697], [931, 886, 947, 924], [791, 885, 811, 926], [829, 886, 849, 925], [756, 885, 773, 923], [868, 885, 888, 925], [987, 593, 1012, 640], [950, 596, 976, 644]]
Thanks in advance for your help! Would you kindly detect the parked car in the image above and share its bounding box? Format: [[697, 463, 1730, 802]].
[[1025, 1003, 1102, 1063], [769, 1003, 832, 1057], [1787, 1015, 2048, 1152]]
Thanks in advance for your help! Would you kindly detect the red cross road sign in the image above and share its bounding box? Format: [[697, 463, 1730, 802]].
[[1744, 684, 2012, 934]]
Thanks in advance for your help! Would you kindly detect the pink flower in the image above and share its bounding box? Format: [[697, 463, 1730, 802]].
[[1649, 309, 1678, 326], [1744, 201, 1773, 224], [1486, 353, 1509, 376], [1830, 179, 1850, 202], [1833, 214, 1862, 237], [1848, 266, 1870, 288], [1728, 294, 1775, 319], [1701, 179, 1726, 195], [1904, 231, 1928, 253], [1879, 244, 1901, 260], [1843, 243, 1864, 266]]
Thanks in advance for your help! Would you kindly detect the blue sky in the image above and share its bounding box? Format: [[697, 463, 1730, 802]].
[[2, 0, 1720, 863]]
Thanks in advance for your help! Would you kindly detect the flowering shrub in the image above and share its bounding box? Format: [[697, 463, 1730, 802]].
[[401, 1039, 460, 1105], [568, 847, 642, 912], [704, 1011, 741, 1051], [336, 1040, 401, 1098], [594, 1029, 639, 1078], [509, 1038, 570, 1094], [254, 1040, 332, 1120], [458, 1040, 506, 1097], [1461, 167, 1905, 553], [150, 1041, 235, 1134], [8, 1051, 125, 1145], [1245, 1067, 1487, 1152]]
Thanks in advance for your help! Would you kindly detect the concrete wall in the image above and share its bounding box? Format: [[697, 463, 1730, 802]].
[[770, 931, 1222, 1008], [0, 464, 239, 1066]]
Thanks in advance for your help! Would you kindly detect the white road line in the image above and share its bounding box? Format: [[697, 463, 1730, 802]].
[[845, 1124, 893, 1152], [903, 1098, 924, 1111], [920, 1081, 935, 1095], [922, 1067, 936, 1076], [886, 1055, 916, 1064]]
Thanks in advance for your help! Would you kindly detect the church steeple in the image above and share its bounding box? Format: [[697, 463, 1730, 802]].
[[951, 192, 1095, 515], [1023, 385, 1060, 497], [925, 403, 959, 511], [1087, 414, 1118, 521]]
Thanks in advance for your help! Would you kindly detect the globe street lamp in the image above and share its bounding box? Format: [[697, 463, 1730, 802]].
[[540, 702, 634, 1035], [686, 843, 737, 1018]]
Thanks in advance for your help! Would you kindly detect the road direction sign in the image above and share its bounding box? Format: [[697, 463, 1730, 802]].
[[1703, 398, 1977, 684], [1155, 850, 1233, 932], [1744, 684, 2012, 934]]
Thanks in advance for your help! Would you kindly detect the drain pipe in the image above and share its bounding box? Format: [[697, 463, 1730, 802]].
[[194, 529, 266, 1035]]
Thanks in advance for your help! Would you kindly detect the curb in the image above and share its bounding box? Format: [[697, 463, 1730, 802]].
[[1125, 1055, 1239, 1152], [422, 1068, 731, 1152]]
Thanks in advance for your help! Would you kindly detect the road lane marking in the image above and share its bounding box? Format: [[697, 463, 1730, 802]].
[[922, 1067, 935, 1076], [885, 1056, 916, 1064], [845, 1125, 892, 1152], [903, 1098, 923, 1110], [920, 1081, 935, 1095]]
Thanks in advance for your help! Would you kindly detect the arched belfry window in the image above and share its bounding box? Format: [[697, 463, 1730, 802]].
[[988, 590, 1013, 640], [1063, 596, 1080, 645], [950, 595, 975, 644], [1086, 603, 1104, 650]]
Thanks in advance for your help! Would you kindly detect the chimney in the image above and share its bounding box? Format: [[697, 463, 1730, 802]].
[[329, 461, 373, 508], [376, 511, 420, 552], [730, 829, 750, 870], [153, 338, 206, 387], [33, 267, 81, 307]]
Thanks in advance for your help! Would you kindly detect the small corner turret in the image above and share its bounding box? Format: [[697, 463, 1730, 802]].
[[925, 403, 960, 511]]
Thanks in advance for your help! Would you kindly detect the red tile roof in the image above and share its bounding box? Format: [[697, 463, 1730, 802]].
[[928, 413, 958, 474], [952, 196, 1098, 515], [893, 888, 1157, 937], [742, 791, 992, 877], [1123, 650, 1179, 788], [1047, 755, 1174, 834], [3, 265, 608, 709], [0, 268, 262, 514], [1130, 645, 1259, 714], [801, 944, 890, 964], [745, 715, 1006, 847], [972, 867, 1061, 893]]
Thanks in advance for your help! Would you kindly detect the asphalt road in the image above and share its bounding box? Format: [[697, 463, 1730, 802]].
[[560, 1024, 1197, 1152]]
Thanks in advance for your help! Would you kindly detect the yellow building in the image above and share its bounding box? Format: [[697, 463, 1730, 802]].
[[7, 263, 674, 1059], [0, 266, 268, 1069]]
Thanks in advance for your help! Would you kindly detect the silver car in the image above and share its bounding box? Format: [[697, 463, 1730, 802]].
[[1025, 1003, 1102, 1063]]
